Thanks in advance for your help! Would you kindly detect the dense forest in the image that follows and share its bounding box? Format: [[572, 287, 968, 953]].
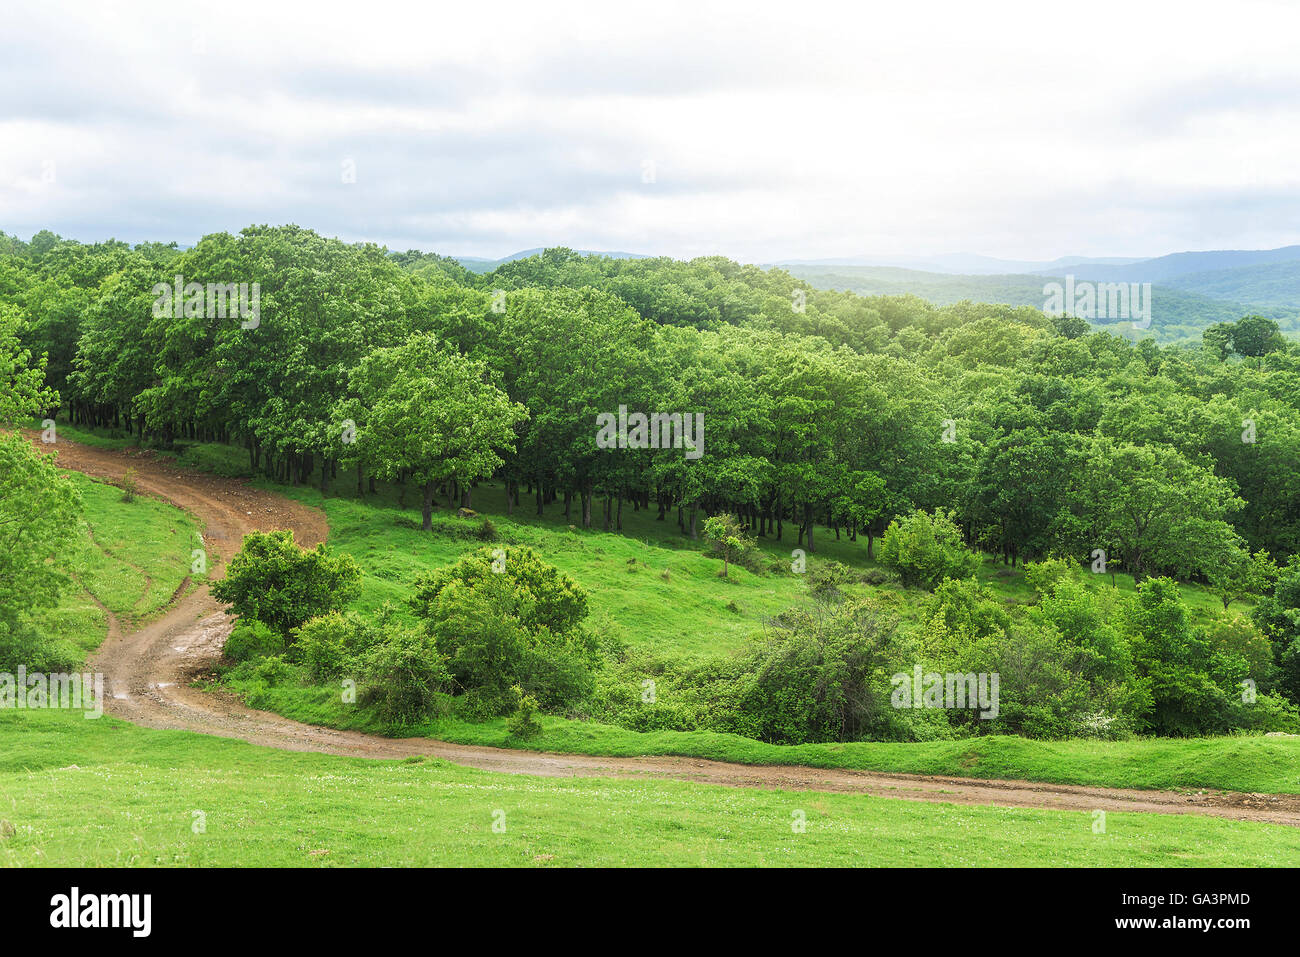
[[4, 223, 1300, 743]]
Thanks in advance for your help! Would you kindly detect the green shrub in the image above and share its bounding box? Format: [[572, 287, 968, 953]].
[[211, 530, 362, 639], [807, 560, 861, 598], [1204, 615, 1275, 687], [251, 654, 295, 686], [223, 619, 286, 662], [292, 611, 378, 680], [1252, 556, 1300, 701], [949, 622, 1144, 739], [410, 546, 596, 713], [877, 509, 979, 589], [506, 685, 543, 739], [1023, 558, 1077, 598], [919, 577, 1011, 650], [1124, 578, 1251, 736], [587, 650, 753, 736], [359, 625, 451, 724], [739, 599, 913, 744], [860, 567, 899, 587], [0, 617, 78, 673], [120, 467, 138, 504]]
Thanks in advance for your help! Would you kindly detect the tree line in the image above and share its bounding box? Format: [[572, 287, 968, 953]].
[[3, 224, 1298, 587]]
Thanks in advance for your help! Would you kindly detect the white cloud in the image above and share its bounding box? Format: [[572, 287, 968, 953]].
[[2, 0, 1299, 261]]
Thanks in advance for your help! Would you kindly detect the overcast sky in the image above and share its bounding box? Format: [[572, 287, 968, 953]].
[[3, 0, 1299, 263]]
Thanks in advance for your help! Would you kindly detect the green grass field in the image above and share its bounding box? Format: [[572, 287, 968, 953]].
[[3, 708, 1298, 867], [228, 683, 1300, 794]]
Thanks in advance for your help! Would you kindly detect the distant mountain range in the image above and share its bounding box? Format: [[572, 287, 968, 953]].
[[437, 243, 1299, 342], [781, 247, 1300, 343], [1024, 246, 1300, 283], [771, 253, 1148, 275]]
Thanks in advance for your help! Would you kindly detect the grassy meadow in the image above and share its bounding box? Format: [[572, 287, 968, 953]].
[[3, 708, 1299, 868]]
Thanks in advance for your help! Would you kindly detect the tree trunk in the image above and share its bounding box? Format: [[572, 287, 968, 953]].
[[422, 480, 435, 531]]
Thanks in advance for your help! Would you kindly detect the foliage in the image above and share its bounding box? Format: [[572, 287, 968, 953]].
[[877, 510, 979, 589], [211, 530, 362, 639], [410, 546, 596, 712], [290, 611, 381, 680], [120, 466, 138, 503], [701, 512, 754, 577], [0, 434, 82, 634], [737, 599, 918, 744], [1253, 557, 1300, 702], [357, 623, 451, 724], [223, 619, 286, 663], [505, 685, 543, 739]]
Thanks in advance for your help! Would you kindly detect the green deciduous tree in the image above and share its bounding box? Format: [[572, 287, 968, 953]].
[[349, 333, 527, 530]]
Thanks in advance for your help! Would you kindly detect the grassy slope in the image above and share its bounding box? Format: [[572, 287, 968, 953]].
[[6, 440, 1298, 866], [266, 469, 1238, 655], [3, 709, 1299, 867], [26, 472, 204, 659], [34, 424, 1296, 799], [280, 487, 829, 658], [231, 464, 1295, 796]]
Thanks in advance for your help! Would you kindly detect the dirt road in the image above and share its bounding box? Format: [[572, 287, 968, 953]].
[[28, 434, 1300, 826]]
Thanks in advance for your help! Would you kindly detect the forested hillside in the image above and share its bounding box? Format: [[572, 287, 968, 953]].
[[1166, 260, 1300, 314], [5, 224, 1300, 746], [787, 264, 1299, 343]]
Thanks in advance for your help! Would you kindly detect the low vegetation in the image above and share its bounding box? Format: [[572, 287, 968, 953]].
[[3, 708, 1299, 868]]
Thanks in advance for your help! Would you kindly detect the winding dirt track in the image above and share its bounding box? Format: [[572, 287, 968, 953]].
[[27, 434, 1300, 826]]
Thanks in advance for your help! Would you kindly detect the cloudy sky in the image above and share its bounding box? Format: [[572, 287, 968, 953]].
[[3, 0, 1299, 263]]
